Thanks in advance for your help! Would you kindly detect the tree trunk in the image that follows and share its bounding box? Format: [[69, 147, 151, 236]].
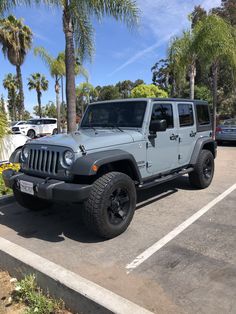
[[189, 62, 196, 100], [37, 90, 42, 118], [61, 76, 64, 105], [16, 65, 24, 118], [212, 61, 219, 136], [63, 5, 77, 133], [55, 77, 61, 133]]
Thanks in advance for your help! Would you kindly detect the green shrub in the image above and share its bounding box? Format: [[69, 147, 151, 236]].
[[0, 110, 8, 139], [13, 275, 64, 314]]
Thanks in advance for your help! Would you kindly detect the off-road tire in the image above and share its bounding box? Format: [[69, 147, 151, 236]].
[[83, 172, 136, 239], [189, 149, 214, 189], [27, 129, 36, 139], [13, 186, 52, 211]]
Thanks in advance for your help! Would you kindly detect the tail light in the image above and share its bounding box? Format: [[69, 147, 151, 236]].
[[215, 126, 222, 133]]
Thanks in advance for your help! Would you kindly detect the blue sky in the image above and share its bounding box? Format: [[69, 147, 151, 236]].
[[0, 0, 221, 114]]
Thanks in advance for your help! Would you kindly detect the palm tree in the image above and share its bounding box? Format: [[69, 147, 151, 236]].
[[3, 73, 19, 121], [193, 14, 236, 133], [169, 31, 196, 99], [0, 15, 32, 117], [34, 47, 88, 132], [28, 73, 49, 118], [0, 0, 139, 132]]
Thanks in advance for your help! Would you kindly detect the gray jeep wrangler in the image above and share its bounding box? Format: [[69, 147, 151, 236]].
[[3, 98, 216, 239]]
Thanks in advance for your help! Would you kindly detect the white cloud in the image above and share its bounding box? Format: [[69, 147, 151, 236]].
[[110, 0, 221, 75]]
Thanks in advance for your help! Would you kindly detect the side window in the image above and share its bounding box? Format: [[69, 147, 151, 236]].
[[151, 103, 174, 128], [196, 105, 210, 125], [178, 103, 194, 127], [47, 119, 56, 124]]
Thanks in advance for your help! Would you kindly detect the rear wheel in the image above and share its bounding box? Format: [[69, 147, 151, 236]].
[[83, 172, 136, 239], [189, 149, 214, 189], [27, 129, 35, 139], [13, 186, 52, 211], [52, 128, 58, 135]]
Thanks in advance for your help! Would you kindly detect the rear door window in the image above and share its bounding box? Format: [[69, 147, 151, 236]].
[[178, 103, 194, 127]]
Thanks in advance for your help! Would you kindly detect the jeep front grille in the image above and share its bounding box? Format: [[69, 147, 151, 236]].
[[28, 149, 60, 175]]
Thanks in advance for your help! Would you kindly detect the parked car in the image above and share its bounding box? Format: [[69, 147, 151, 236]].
[[215, 118, 236, 144], [12, 118, 58, 139], [3, 98, 216, 239], [11, 121, 26, 127]]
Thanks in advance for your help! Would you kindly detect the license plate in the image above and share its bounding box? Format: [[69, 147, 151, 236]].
[[20, 180, 34, 195]]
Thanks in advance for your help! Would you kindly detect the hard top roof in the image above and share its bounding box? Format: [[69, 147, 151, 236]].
[[90, 98, 208, 105]]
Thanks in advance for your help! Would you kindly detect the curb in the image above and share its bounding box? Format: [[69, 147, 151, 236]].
[[0, 237, 153, 314]]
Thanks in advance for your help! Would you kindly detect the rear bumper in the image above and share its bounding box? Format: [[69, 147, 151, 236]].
[[3, 169, 91, 203], [216, 133, 236, 141]]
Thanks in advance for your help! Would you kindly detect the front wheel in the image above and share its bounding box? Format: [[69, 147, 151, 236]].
[[83, 172, 136, 239], [13, 186, 52, 211], [189, 149, 214, 189]]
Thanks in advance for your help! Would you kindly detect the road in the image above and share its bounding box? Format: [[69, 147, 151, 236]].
[[0, 145, 236, 313]]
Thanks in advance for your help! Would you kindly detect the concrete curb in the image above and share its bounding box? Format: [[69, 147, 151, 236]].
[[0, 237, 153, 314]]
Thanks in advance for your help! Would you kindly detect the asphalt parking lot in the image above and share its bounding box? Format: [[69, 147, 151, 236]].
[[0, 145, 236, 313]]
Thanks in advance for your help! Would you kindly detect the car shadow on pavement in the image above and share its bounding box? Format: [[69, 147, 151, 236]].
[[0, 176, 194, 244]]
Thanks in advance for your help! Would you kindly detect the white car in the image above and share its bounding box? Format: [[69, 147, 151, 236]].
[[11, 121, 26, 127], [12, 118, 58, 139]]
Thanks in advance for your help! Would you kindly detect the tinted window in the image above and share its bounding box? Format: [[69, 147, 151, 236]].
[[81, 101, 147, 128], [48, 119, 56, 124], [27, 119, 40, 125], [178, 103, 194, 127], [151, 103, 173, 128], [196, 105, 210, 125]]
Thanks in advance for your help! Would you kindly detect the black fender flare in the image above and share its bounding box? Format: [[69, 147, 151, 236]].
[[71, 149, 142, 182], [9, 147, 23, 163], [190, 137, 217, 166]]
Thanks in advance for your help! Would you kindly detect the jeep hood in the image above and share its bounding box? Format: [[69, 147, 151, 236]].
[[31, 129, 137, 152]]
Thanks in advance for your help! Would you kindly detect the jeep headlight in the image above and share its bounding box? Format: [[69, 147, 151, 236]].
[[64, 150, 74, 166], [21, 146, 30, 161]]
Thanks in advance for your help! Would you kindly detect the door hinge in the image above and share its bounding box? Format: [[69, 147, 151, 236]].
[[146, 162, 152, 168]]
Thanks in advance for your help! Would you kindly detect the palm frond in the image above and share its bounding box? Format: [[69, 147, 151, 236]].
[[84, 0, 139, 28]]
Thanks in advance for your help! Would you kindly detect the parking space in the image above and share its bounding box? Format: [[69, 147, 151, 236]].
[[0, 145, 236, 313]]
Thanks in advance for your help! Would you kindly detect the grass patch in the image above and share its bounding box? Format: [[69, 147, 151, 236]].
[[13, 274, 65, 314]]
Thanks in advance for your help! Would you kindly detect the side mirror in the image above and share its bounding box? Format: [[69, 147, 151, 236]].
[[149, 119, 167, 134]]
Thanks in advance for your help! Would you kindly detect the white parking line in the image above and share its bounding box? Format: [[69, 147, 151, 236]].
[[126, 183, 236, 273]]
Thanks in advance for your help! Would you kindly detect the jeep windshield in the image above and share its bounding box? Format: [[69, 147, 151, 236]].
[[81, 101, 147, 129]]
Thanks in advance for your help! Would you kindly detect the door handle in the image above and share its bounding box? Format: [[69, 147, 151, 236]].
[[190, 131, 197, 137], [170, 134, 179, 140]]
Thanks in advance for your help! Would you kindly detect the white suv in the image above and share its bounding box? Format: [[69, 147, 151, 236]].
[[12, 118, 57, 139]]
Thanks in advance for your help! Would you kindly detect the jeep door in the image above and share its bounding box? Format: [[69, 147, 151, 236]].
[[177, 102, 197, 165], [146, 102, 179, 174]]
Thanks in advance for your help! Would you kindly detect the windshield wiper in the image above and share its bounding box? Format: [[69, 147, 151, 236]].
[[81, 125, 97, 134], [107, 124, 124, 132]]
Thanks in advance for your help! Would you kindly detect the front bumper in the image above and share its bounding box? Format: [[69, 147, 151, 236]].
[[3, 169, 91, 203]]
